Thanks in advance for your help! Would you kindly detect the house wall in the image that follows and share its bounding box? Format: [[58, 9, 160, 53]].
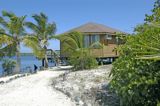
[[91, 34, 118, 57], [60, 33, 119, 58], [90, 44, 118, 58]]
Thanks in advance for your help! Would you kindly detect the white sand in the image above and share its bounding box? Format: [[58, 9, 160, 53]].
[[0, 70, 74, 106]]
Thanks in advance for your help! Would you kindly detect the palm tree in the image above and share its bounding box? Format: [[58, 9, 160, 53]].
[[59, 31, 88, 70], [59, 31, 84, 53], [58, 31, 101, 70], [24, 13, 56, 68], [0, 11, 26, 73]]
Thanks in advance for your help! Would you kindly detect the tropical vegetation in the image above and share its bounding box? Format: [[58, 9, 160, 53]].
[[0, 11, 56, 75], [24, 13, 56, 68], [58, 31, 98, 71], [0, 11, 26, 73], [2, 59, 16, 75], [110, 0, 160, 105]]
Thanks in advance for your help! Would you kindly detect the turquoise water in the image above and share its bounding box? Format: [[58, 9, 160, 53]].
[[0, 56, 55, 76]]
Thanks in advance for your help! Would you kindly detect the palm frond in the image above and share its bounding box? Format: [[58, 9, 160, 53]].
[[0, 16, 8, 28], [23, 35, 45, 59], [61, 35, 80, 50], [46, 23, 56, 36], [0, 41, 17, 57], [89, 41, 103, 49], [10, 15, 26, 35], [59, 31, 85, 56], [32, 13, 47, 32], [25, 22, 40, 34], [48, 35, 59, 40], [40, 12, 48, 22], [0, 34, 14, 45], [2, 10, 16, 18], [67, 32, 84, 48]]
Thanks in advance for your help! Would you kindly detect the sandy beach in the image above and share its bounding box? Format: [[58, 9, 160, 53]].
[[0, 70, 74, 106]]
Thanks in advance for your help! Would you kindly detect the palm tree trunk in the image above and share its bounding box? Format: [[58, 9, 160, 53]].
[[15, 42, 21, 74], [44, 53, 48, 68], [44, 46, 48, 68]]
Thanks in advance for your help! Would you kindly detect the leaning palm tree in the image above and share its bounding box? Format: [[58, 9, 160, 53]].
[[58, 31, 100, 70], [59, 31, 84, 54], [24, 13, 56, 68], [0, 11, 26, 73], [59, 31, 88, 70]]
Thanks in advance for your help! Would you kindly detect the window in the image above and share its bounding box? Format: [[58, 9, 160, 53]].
[[84, 34, 100, 48], [84, 35, 90, 48], [91, 35, 100, 44], [106, 35, 112, 40]]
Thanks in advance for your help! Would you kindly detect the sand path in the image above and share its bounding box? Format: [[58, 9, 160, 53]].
[[0, 71, 74, 106]]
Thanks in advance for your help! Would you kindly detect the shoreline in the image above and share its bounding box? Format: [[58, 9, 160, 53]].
[[0, 66, 72, 84], [0, 65, 119, 106]]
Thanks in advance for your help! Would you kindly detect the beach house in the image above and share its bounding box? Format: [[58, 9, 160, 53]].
[[60, 22, 125, 63]]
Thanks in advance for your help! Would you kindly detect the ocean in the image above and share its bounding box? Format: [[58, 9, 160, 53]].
[[0, 55, 55, 76]]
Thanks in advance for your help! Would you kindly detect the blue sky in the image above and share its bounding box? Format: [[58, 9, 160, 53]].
[[0, 0, 154, 52]]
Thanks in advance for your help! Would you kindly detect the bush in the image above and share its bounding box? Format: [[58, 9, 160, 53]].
[[110, 55, 160, 106], [2, 59, 16, 75], [110, 24, 160, 106], [58, 31, 99, 71], [69, 49, 98, 71]]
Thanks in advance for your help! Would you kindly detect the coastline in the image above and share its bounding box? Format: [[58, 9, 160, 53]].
[[0, 66, 72, 84], [0, 65, 119, 106]]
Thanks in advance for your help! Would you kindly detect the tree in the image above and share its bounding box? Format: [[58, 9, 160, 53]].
[[110, 1, 160, 105], [0, 11, 26, 73], [145, 0, 160, 24], [133, 0, 160, 60], [58, 31, 98, 71], [2, 59, 16, 75], [110, 26, 160, 106], [24, 13, 56, 68]]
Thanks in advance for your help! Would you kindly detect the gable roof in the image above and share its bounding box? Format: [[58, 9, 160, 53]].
[[63, 22, 125, 34]]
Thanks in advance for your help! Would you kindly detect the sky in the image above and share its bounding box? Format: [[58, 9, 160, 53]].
[[0, 0, 154, 52]]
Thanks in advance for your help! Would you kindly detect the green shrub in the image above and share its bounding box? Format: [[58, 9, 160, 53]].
[[110, 2, 160, 104], [2, 59, 16, 75], [69, 49, 98, 71], [58, 31, 99, 71], [110, 55, 160, 106]]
